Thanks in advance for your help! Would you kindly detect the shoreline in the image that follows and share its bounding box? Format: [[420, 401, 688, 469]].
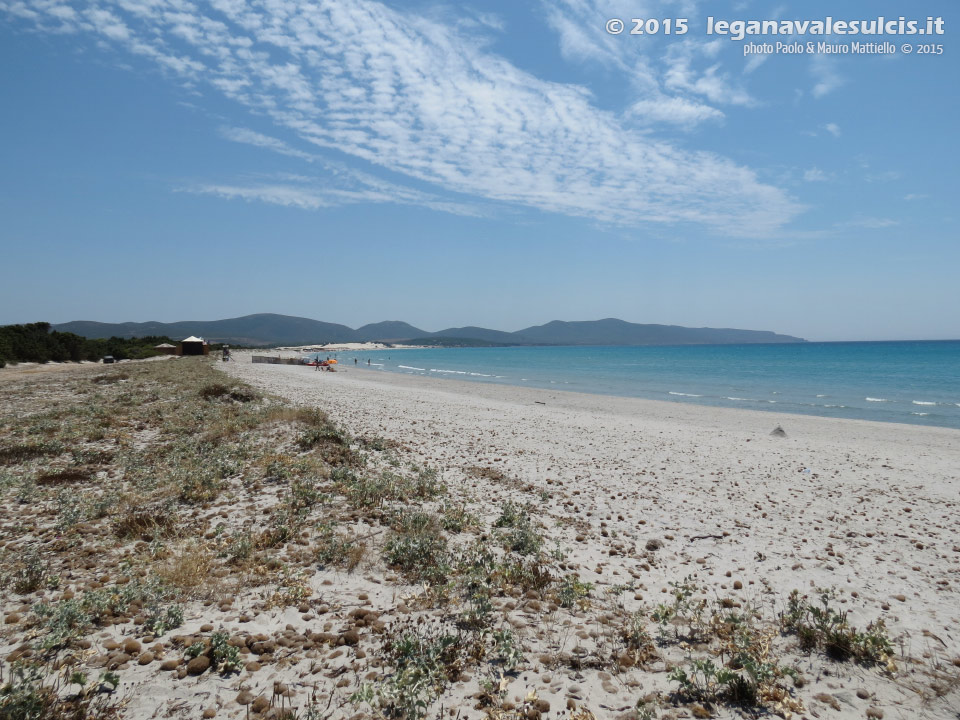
[[274, 343, 960, 432], [236, 351, 960, 439]]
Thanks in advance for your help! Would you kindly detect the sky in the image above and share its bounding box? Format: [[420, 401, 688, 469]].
[[0, 0, 957, 341]]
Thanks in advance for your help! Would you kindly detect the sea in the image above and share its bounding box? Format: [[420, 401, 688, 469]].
[[314, 341, 960, 430]]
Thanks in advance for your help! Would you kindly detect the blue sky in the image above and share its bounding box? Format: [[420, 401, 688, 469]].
[[1, 0, 956, 341]]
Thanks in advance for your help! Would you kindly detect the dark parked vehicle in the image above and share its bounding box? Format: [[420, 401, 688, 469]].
[[102, 355, 116, 364]]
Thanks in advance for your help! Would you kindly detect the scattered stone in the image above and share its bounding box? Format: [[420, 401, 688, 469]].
[[770, 426, 787, 438], [186, 655, 211, 675], [815, 693, 842, 711], [137, 651, 154, 665], [123, 638, 141, 655], [251, 696, 270, 713], [866, 709, 884, 719]]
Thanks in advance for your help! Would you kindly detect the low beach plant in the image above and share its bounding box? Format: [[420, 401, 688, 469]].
[[384, 517, 451, 584], [782, 589, 893, 665], [493, 500, 543, 555], [556, 574, 593, 609]]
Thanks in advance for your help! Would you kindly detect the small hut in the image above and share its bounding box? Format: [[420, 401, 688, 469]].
[[178, 336, 209, 356], [154, 343, 177, 355]]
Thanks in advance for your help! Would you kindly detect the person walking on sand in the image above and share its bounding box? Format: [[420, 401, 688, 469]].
[[354, 358, 357, 365]]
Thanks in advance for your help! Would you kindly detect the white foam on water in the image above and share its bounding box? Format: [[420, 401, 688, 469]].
[[912, 401, 936, 406], [865, 397, 887, 402], [669, 392, 703, 397], [430, 369, 467, 375], [398, 365, 425, 371], [816, 394, 827, 398], [468, 373, 492, 377], [912, 412, 930, 416]]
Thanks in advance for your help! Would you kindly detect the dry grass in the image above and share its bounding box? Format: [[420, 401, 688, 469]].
[[154, 540, 218, 599]]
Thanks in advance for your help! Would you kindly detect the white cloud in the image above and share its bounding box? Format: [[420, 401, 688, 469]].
[[627, 96, 724, 127], [183, 171, 486, 218], [866, 170, 901, 183], [840, 217, 899, 229], [822, 122, 841, 137], [803, 168, 829, 182], [903, 193, 927, 201], [810, 55, 844, 98], [543, 1, 754, 112], [3, 0, 801, 236], [219, 126, 316, 161], [663, 40, 756, 107]]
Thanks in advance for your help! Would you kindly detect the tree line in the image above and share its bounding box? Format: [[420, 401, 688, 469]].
[[0, 322, 178, 367]]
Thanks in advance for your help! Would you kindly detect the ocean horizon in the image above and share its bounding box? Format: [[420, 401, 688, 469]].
[[312, 340, 960, 430]]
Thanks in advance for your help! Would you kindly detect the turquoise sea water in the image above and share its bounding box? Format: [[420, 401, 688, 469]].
[[316, 341, 960, 430]]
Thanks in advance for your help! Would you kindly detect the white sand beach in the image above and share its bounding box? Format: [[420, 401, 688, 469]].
[[222, 352, 960, 719]]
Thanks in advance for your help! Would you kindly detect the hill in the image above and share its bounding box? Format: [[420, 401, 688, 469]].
[[53, 313, 806, 347], [355, 321, 428, 342], [430, 326, 529, 344], [516, 318, 803, 345], [55, 314, 357, 346]]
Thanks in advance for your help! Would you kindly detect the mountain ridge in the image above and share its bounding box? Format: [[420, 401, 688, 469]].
[[52, 313, 806, 346]]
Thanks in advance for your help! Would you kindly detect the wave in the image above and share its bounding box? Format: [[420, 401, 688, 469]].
[[865, 397, 888, 402], [912, 401, 936, 406], [430, 369, 467, 375], [398, 365, 425, 371], [816, 394, 827, 398], [669, 392, 703, 397], [912, 412, 930, 416]]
